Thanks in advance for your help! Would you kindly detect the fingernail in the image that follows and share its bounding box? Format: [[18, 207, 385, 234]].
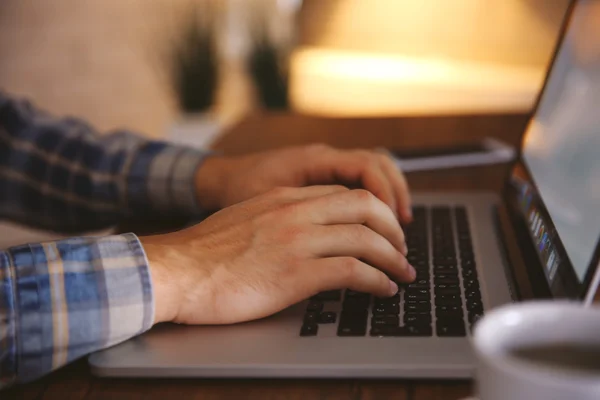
[[405, 207, 413, 220], [389, 280, 399, 296], [403, 242, 409, 255], [408, 264, 417, 281]]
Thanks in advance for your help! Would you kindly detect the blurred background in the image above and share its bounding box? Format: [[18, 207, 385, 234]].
[[0, 0, 570, 245]]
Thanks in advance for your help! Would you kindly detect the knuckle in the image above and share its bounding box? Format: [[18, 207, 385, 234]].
[[275, 224, 306, 245], [352, 188, 375, 202], [399, 226, 406, 240], [268, 186, 293, 198], [337, 257, 360, 283], [331, 184, 350, 192], [274, 201, 299, 217], [377, 152, 392, 163], [306, 143, 330, 154], [348, 224, 372, 244], [351, 188, 378, 211], [358, 151, 377, 165], [376, 271, 389, 288]]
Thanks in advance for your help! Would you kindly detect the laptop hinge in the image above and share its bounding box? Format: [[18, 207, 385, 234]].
[[494, 204, 535, 301]]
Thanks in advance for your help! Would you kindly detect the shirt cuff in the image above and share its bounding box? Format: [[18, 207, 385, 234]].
[[127, 142, 213, 216], [0, 233, 153, 385]]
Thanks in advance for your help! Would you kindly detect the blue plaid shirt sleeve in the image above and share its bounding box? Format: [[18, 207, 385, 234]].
[[0, 91, 212, 232], [0, 91, 216, 388], [0, 233, 154, 388]]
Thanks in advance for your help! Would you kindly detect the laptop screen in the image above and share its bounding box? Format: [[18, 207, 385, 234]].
[[510, 0, 600, 298], [522, 0, 600, 282]]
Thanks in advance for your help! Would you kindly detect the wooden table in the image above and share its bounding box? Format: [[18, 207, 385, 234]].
[[5, 112, 530, 400]]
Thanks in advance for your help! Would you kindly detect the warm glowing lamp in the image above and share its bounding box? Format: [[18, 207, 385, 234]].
[[290, 0, 569, 116]]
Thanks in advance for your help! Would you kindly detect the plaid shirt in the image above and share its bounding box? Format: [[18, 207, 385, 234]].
[[0, 91, 210, 388]]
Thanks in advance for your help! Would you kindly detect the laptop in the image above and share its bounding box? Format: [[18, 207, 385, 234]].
[[89, 0, 600, 379]]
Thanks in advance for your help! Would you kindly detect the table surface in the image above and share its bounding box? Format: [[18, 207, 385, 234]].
[[6, 112, 531, 400]]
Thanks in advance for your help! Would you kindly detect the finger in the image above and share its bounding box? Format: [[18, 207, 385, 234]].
[[310, 225, 415, 283], [307, 257, 399, 298], [304, 149, 398, 217], [301, 189, 407, 254], [378, 154, 412, 223], [267, 185, 349, 202]]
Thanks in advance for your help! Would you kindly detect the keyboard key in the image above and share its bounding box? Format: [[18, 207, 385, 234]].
[[405, 292, 430, 301], [312, 290, 342, 302], [338, 310, 368, 336], [338, 324, 367, 336], [437, 321, 466, 337], [459, 246, 473, 255], [373, 303, 400, 315], [434, 265, 458, 273], [340, 309, 368, 320], [343, 297, 370, 310], [436, 305, 463, 315], [306, 301, 323, 312], [435, 273, 458, 280], [409, 251, 429, 261], [435, 283, 459, 291], [412, 205, 426, 213], [318, 311, 337, 324], [435, 295, 462, 306], [460, 250, 474, 259], [435, 287, 461, 296], [345, 290, 370, 299], [463, 277, 478, 287], [462, 268, 478, 279], [406, 299, 430, 308], [468, 311, 484, 324], [400, 324, 433, 337], [406, 288, 430, 296], [432, 205, 451, 213], [374, 294, 400, 305], [406, 279, 429, 290], [405, 303, 431, 313], [415, 270, 430, 280], [404, 312, 432, 325], [370, 326, 402, 336], [465, 290, 482, 301], [434, 277, 460, 285], [434, 256, 457, 265], [412, 259, 429, 269], [300, 323, 318, 336], [304, 312, 318, 324], [435, 293, 461, 302], [371, 315, 399, 327], [406, 280, 430, 290], [467, 300, 484, 313]]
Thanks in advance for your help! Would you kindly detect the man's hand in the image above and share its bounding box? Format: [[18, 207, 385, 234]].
[[141, 186, 415, 325], [195, 144, 412, 223]]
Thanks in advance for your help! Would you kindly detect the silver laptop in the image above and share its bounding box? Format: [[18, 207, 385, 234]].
[[89, 0, 600, 379]]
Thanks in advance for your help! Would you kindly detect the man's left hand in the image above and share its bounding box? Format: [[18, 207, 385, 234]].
[[195, 144, 412, 223]]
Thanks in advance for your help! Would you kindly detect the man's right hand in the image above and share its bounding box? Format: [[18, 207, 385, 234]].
[[141, 186, 415, 326]]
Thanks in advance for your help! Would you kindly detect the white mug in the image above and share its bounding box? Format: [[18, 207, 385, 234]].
[[472, 301, 600, 400]]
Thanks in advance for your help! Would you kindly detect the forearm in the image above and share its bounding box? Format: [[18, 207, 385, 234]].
[[0, 233, 154, 388], [0, 91, 212, 233]]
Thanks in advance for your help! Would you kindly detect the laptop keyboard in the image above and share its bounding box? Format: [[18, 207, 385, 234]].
[[300, 205, 484, 338]]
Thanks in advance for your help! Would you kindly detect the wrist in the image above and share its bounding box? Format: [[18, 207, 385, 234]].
[[141, 236, 182, 324], [194, 155, 233, 211]]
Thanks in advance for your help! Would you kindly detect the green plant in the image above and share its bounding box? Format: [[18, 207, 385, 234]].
[[168, 3, 219, 113]]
